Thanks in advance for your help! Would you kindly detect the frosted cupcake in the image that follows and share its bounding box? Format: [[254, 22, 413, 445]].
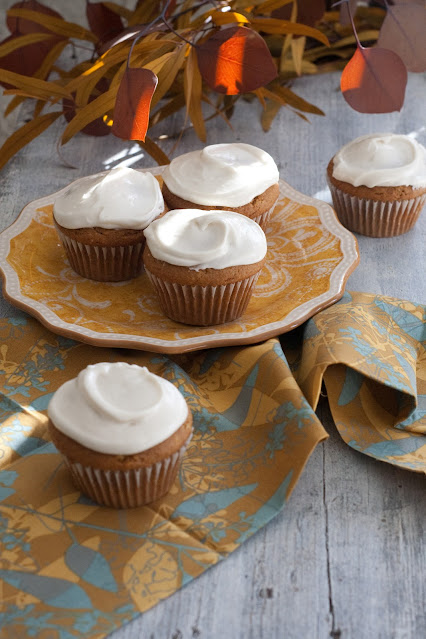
[[48, 362, 193, 508], [53, 166, 166, 281], [143, 208, 267, 325], [161, 143, 280, 230], [327, 133, 426, 237]]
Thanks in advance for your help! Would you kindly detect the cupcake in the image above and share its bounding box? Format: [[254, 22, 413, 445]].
[[161, 143, 280, 230], [53, 166, 166, 281], [143, 208, 267, 326], [47, 362, 193, 508], [327, 133, 426, 237]]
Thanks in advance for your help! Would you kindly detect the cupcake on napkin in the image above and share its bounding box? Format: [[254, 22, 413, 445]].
[[143, 208, 267, 326], [48, 362, 193, 508], [53, 166, 166, 281], [161, 143, 280, 230], [327, 133, 426, 237]]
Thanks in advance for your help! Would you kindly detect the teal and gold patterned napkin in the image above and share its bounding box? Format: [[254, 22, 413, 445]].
[[292, 291, 426, 472], [0, 319, 326, 638], [0, 291, 425, 637]]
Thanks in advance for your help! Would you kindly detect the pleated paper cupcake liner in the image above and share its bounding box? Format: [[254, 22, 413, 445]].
[[57, 231, 145, 281], [145, 270, 260, 326], [61, 435, 192, 509], [250, 201, 278, 230], [327, 181, 426, 237]]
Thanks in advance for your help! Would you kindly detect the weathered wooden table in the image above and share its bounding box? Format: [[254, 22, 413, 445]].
[[0, 15, 425, 636]]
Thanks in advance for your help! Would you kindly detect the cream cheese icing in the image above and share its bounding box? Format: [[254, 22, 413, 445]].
[[47, 363, 189, 455], [53, 166, 164, 230], [332, 133, 426, 188], [162, 143, 279, 206], [144, 208, 267, 270]]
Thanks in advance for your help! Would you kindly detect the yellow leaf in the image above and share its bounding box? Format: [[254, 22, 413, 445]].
[[253, 88, 267, 108], [265, 84, 325, 115], [150, 94, 186, 127], [0, 32, 56, 57], [0, 70, 71, 100], [61, 89, 116, 144], [291, 35, 306, 76], [184, 47, 206, 143], [211, 10, 249, 26], [6, 8, 97, 43], [150, 44, 188, 108], [144, 51, 177, 76], [138, 136, 170, 165], [0, 111, 62, 171], [34, 39, 68, 80], [261, 99, 281, 131], [250, 17, 330, 45], [4, 94, 25, 116]]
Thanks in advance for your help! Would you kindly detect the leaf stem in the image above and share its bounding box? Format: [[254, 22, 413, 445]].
[[161, 17, 194, 47]]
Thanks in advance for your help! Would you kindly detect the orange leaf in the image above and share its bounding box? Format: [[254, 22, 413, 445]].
[[341, 46, 407, 113], [0, 111, 62, 171], [86, 2, 124, 48], [272, 0, 326, 28], [196, 26, 277, 95], [111, 67, 158, 141], [377, 4, 426, 73]]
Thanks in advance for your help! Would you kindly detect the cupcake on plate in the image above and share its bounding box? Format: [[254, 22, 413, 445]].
[[53, 166, 166, 281], [161, 143, 280, 230], [327, 133, 426, 237], [48, 362, 193, 508], [143, 208, 267, 326]]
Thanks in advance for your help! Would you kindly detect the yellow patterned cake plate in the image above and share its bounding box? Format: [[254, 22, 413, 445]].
[[0, 168, 359, 353]]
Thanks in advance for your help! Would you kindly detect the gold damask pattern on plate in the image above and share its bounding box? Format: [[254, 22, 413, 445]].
[[0, 170, 359, 353]]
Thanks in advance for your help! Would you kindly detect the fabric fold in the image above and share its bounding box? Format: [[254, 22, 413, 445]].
[[294, 292, 426, 471]]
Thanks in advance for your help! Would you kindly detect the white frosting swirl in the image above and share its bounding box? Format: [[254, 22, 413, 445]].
[[47, 363, 189, 455], [162, 143, 279, 206], [332, 133, 426, 188], [53, 167, 164, 229], [144, 208, 267, 270]]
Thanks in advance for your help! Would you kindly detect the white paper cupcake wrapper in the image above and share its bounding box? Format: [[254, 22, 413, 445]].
[[145, 270, 260, 325], [62, 436, 192, 509], [250, 201, 277, 230], [56, 230, 145, 281], [327, 180, 426, 237]]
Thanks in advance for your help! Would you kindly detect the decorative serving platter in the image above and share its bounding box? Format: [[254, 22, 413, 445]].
[[0, 168, 359, 353]]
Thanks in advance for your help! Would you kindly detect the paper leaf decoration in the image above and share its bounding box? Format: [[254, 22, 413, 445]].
[[6, 0, 62, 35], [112, 67, 158, 141], [377, 4, 426, 72], [86, 2, 124, 47], [196, 26, 277, 95], [341, 46, 407, 113]]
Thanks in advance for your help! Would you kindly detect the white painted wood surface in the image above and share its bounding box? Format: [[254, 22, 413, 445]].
[[0, 3, 425, 637]]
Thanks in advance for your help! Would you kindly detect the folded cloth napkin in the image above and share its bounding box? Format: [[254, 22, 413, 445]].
[[287, 291, 426, 472], [0, 291, 424, 637]]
